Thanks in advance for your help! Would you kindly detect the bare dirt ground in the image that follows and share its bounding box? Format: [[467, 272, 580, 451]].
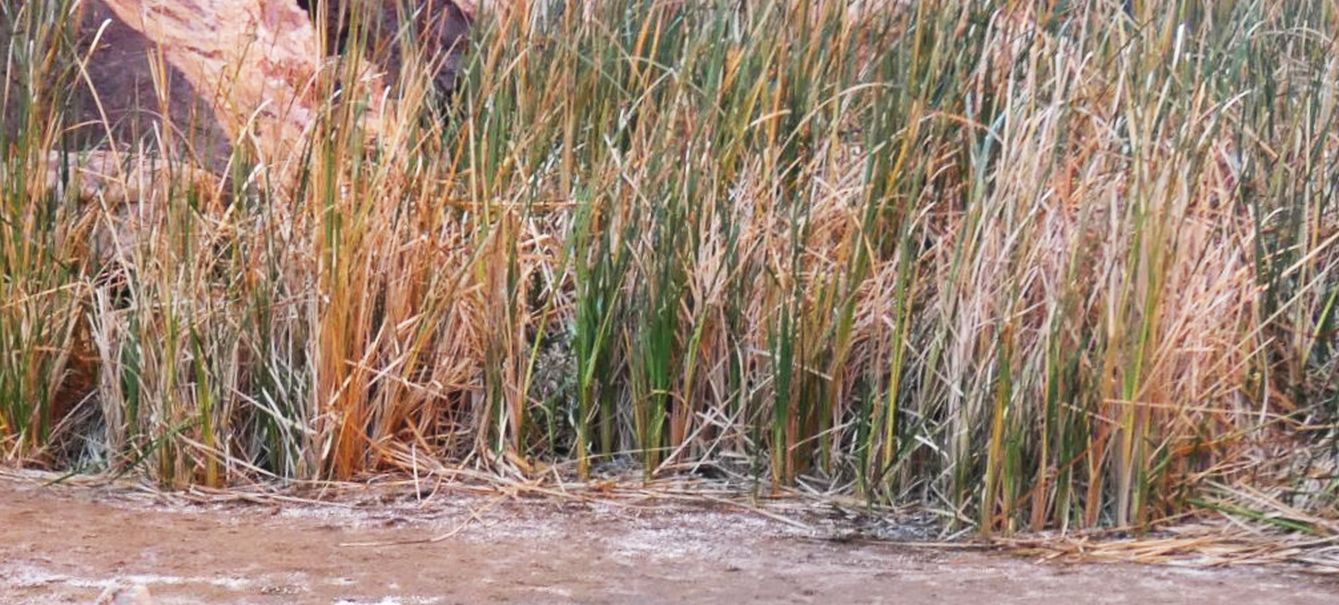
[[1, 476, 1336, 604]]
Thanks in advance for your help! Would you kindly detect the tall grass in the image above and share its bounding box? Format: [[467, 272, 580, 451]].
[[2, 0, 1337, 533]]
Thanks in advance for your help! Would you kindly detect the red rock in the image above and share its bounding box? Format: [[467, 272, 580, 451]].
[[4, 0, 472, 170]]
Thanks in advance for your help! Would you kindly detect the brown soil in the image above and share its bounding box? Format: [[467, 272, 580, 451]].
[[1, 477, 1335, 604]]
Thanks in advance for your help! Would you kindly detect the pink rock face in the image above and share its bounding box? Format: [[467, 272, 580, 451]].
[[83, 2, 235, 166], [2, 2, 232, 166], [2, 0, 472, 169]]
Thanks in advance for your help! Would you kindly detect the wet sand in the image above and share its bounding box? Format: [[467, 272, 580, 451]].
[[0, 478, 1335, 604]]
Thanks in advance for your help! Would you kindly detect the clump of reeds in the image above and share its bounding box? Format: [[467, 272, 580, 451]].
[[2, 0, 1337, 534]]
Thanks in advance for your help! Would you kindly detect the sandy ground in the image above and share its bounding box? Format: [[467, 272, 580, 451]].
[[1, 477, 1336, 604]]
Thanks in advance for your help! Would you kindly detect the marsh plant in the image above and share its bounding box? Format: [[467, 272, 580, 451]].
[[2, 0, 1338, 534]]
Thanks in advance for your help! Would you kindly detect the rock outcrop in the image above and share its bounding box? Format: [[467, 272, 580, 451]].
[[3, 0, 474, 178]]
